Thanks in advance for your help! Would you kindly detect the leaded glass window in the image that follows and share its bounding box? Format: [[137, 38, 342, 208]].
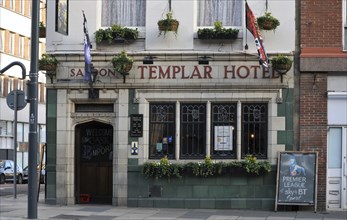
[[149, 103, 175, 159], [180, 103, 206, 159], [211, 103, 237, 158], [242, 103, 267, 159]]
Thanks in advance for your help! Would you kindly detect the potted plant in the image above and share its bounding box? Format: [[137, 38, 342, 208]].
[[39, 54, 59, 71], [111, 51, 134, 75], [39, 22, 46, 38], [197, 21, 239, 40], [257, 12, 280, 31], [271, 54, 292, 74], [94, 25, 139, 44], [158, 11, 179, 37]]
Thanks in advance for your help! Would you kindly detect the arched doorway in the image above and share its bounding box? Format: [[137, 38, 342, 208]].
[[75, 121, 113, 204]]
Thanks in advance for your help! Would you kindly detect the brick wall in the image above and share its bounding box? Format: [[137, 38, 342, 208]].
[[299, 72, 327, 210], [301, 0, 342, 48]]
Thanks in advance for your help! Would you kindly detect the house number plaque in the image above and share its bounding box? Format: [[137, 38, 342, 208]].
[[130, 114, 143, 137]]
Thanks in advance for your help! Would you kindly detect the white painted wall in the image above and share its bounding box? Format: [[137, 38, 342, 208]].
[[46, 0, 295, 54]]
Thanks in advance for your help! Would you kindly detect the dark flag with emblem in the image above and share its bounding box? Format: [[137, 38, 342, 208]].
[[83, 11, 92, 81], [245, 2, 269, 68]]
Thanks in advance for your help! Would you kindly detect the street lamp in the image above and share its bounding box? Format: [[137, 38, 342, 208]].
[[88, 64, 98, 99]]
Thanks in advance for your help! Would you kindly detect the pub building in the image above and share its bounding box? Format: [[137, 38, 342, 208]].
[[44, 0, 297, 210]]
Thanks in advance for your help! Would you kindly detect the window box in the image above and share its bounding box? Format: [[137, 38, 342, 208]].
[[197, 21, 239, 40], [142, 155, 271, 179], [94, 25, 139, 44]]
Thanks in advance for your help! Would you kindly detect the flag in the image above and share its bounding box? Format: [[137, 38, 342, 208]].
[[83, 11, 92, 81], [245, 2, 269, 69]]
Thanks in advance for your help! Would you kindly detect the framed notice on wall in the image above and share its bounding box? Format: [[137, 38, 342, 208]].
[[55, 0, 69, 35], [214, 126, 233, 151], [275, 151, 318, 211]]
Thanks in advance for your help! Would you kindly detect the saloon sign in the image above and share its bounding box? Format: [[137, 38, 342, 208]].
[[69, 64, 282, 80]]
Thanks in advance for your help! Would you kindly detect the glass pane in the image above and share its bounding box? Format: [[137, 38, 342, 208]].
[[241, 103, 267, 159], [211, 103, 237, 158], [328, 127, 342, 168], [102, 0, 146, 27], [198, 0, 242, 26], [180, 104, 206, 159], [149, 103, 175, 159]]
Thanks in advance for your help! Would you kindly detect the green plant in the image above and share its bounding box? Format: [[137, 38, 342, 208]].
[[242, 155, 271, 175], [143, 156, 183, 179], [271, 54, 293, 73], [94, 25, 139, 44], [38, 54, 59, 71], [39, 22, 46, 38], [257, 12, 280, 31], [158, 11, 179, 37], [142, 155, 271, 179], [197, 21, 239, 40], [111, 51, 134, 74]]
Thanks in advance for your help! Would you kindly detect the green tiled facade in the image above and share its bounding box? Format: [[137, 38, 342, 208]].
[[277, 88, 294, 151], [127, 160, 277, 210], [45, 89, 57, 204]]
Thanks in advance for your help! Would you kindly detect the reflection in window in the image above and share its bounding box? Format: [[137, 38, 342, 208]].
[[198, 0, 242, 26], [211, 103, 237, 158], [149, 103, 175, 159], [101, 0, 146, 27], [242, 103, 267, 159], [181, 103, 206, 159]]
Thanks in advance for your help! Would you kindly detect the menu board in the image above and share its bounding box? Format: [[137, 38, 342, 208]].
[[275, 151, 318, 211]]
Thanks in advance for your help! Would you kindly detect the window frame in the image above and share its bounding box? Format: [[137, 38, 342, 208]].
[[148, 103, 176, 159]]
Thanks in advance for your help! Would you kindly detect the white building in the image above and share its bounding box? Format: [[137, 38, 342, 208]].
[[45, 0, 296, 210], [0, 0, 46, 168]]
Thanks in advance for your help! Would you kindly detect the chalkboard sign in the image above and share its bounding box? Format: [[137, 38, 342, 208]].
[[275, 151, 318, 211], [130, 114, 143, 137]]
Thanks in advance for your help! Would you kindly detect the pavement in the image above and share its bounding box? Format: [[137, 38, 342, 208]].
[[0, 194, 347, 220]]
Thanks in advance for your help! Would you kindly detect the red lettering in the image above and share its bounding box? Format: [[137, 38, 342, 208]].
[[172, 66, 180, 79], [159, 66, 171, 79], [204, 66, 212, 79], [190, 66, 202, 79], [149, 66, 157, 79], [237, 66, 249, 79], [138, 66, 147, 79], [224, 66, 236, 79], [272, 69, 280, 78], [70, 68, 76, 77], [181, 66, 189, 79], [250, 66, 260, 79], [76, 69, 84, 77], [263, 68, 270, 78]]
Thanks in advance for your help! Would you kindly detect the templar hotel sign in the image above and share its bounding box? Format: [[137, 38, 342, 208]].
[[69, 64, 283, 80]]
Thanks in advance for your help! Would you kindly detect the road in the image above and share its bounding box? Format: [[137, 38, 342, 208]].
[[0, 183, 45, 197]]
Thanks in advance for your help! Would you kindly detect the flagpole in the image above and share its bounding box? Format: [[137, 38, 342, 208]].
[[245, 0, 248, 50]]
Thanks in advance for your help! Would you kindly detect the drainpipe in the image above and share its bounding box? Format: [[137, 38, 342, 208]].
[[293, 0, 301, 151]]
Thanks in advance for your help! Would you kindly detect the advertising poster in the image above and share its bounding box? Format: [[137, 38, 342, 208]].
[[276, 151, 318, 211], [214, 126, 233, 151]]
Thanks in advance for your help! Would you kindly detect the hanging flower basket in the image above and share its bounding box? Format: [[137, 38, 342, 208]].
[[271, 55, 292, 74], [111, 51, 134, 75], [39, 54, 59, 71], [39, 22, 46, 38], [257, 12, 280, 31], [157, 11, 179, 37]]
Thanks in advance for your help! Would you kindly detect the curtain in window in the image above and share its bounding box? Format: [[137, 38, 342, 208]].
[[198, 0, 242, 26], [102, 0, 146, 27]]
